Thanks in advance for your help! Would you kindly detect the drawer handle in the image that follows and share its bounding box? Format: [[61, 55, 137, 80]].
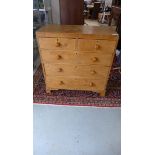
[[95, 44, 100, 50], [56, 42, 61, 47], [59, 81, 64, 85], [91, 70, 96, 75], [58, 68, 63, 72], [57, 55, 62, 60], [92, 57, 98, 62], [90, 82, 95, 87]]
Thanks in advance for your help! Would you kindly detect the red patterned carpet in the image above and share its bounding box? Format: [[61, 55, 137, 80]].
[[33, 63, 121, 107]]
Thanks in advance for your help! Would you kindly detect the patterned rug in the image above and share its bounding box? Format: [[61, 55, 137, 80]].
[[33, 63, 121, 107]]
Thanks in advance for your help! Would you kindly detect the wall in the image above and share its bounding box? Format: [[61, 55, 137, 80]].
[[43, 0, 60, 24], [51, 0, 60, 24]]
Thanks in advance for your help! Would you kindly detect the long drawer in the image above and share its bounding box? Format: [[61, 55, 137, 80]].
[[40, 50, 113, 66], [46, 77, 106, 91], [78, 39, 116, 53], [38, 37, 76, 50], [43, 63, 110, 79]]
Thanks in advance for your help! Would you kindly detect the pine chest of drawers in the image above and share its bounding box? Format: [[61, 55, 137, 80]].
[[36, 25, 118, 96]]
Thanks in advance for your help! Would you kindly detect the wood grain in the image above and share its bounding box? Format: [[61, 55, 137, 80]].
[[43, 63, 110, 79], [46, 76, 106, 91], [36, 25, 118, 40], [40, 50, 113, 66], [36, 25, 118, 96], [38, 38, 76, 50], [78, 39, 116, 52]]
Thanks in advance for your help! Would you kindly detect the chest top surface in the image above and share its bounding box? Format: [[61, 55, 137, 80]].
[[36, 25, 118, 39]]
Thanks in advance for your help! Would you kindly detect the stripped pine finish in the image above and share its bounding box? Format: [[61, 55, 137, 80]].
[[36, 25, 118, 96]]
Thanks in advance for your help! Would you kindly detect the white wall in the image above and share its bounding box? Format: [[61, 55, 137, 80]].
[[51, 0, 60, 24], [43, 0, 60, 24]]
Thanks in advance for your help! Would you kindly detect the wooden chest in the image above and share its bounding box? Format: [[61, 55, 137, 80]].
[[36, 25, 118, 96]]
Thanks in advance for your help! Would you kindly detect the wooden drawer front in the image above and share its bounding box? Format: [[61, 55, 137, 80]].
[[40, 50, 113, 66], [38, 38, 76, 50], [44, 64, 110, 79], [46, 77, 106, 91], [78, 39, 116, 53]]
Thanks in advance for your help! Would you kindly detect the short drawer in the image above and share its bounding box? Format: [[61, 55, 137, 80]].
[[40, 50, 113, 66], [44, 63, 110, 79], [38, 37, 76, 50], [46, 77, 106, 91], [78, 39, 116, 53]]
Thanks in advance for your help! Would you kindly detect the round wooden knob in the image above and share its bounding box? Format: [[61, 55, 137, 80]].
[[92, 57, 98, 62], [91, 70, 96, 75], [57, 55, 62, 60], [90, 82, 95, 87], [59, 81, 64, 85], [58, 68, 63, 72], [56, 42, 61, 47], [95, 44, 100, 49]]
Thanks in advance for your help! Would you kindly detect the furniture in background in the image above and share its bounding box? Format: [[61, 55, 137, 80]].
[[36, 25, 118, 96], [110, 0, 121, 70], [97, 1, 112, 24], [98, 5, 111, 24], [108, 0, 121, 25], [84, 1, 89, 19], [108, 6, 121, 26], [87, 4, 94, 19], [59, 0, 84, 25], [87, 4, 94, 8], [112, 0, 121, 7], [112, 16, 121, 72], [108, 1, 121, 50], [91, 2, 101, 19], [109, 0, 121, 49], [116, 13, 121, 50]]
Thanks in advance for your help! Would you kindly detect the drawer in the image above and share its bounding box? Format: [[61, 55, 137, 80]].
[[44, 63, 110, 79], [40, 50, 113, 66], [46, 77, 106, 91], [38, 37, 76, 50], [78, 39, 116, 53]]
